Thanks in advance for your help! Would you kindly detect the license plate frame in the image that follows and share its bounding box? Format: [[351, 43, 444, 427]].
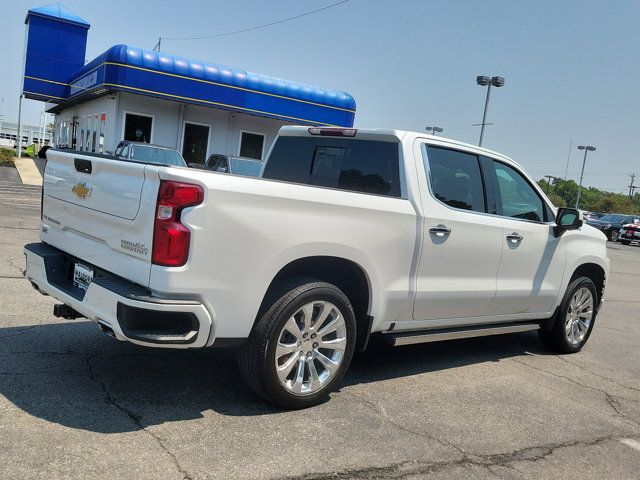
[[73, 262, 94, 291]]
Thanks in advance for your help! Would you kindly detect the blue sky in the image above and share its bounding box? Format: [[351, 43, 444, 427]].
[[2, 0, 638, 191]]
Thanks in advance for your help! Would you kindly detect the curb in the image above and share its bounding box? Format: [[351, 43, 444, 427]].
[[13, 157, 43, 186]]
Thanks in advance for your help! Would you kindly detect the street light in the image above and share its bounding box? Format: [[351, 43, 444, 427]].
[[575, 145, 596, 209], [476, 75, 505, 147], [426, 126, 443, 136]]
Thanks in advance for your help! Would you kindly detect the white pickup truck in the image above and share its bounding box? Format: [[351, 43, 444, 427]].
[[25, 126, 609, 408]]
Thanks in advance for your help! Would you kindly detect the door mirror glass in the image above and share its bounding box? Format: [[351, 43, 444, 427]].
[[554, 208, 583, 236]]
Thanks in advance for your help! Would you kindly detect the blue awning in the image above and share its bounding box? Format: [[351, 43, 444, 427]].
[[58, 45, 356, 127]]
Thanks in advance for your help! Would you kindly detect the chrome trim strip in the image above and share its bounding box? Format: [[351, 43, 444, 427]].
[[387, 322, 540, 346]]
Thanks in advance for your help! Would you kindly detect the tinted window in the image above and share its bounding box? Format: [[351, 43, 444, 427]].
[[263, 137, 401, 197], [493, 161, 545, 222], [129, 145, 185, 166], [239, 132, 265, 160], [598, 214, 625, 223], [229, 158, 263, 177], [425, 146, 486, 212]]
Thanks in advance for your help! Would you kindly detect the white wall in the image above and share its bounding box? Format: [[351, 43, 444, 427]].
[[54, 92, 293, 160]]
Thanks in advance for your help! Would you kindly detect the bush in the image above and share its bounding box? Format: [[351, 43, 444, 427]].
[[0, 147, 15, 167]]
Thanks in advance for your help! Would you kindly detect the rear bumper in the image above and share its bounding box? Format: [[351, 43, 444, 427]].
[[24, 242, 214, 348]]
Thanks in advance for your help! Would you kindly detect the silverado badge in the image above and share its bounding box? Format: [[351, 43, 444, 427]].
[[72, 182, 92, 199]]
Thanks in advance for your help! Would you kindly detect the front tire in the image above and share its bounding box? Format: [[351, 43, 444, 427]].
[[609, 230, 619, 242], [238, 279, 356, 409], [538, 277, 597, 354], [620, 239, 631, 245]]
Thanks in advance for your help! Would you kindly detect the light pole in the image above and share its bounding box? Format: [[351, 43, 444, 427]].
[[476, 75, 505, 147], [426, 126, 443, 136], [0, 98, 4, 140], [575, 145, 596, 209]]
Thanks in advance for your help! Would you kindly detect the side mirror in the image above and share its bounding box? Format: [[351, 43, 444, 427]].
[[554, 208, 583, 237]]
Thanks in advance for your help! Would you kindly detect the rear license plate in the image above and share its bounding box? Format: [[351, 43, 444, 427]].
[[73, 262, 94, 291]]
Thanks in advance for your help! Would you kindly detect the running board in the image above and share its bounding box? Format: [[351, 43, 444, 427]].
[[386, 321, 541, 347]]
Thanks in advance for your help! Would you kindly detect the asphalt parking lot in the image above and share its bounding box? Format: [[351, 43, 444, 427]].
[[0, 180, 639, 480]]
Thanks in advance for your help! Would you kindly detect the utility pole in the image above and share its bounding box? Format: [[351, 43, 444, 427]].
[[629, 174, 637, 198], [544, 175, 556, 192], [0, 98, 4, 140], [153, 37, 162, 52], [16, 94, 23, 158], [563, 139, 573, 180]]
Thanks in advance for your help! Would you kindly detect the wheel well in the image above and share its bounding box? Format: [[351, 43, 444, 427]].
[[259, 256, 372, 350], [571, 263, 606, 303]]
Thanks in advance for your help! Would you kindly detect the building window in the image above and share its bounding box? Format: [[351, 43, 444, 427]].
[[182, 122, 210, 164], [124, 112, 153, 143], [239, 131, 265, 160]]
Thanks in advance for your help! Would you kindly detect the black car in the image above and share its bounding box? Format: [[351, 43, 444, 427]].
[[189, 154, 263, 177], [586, 213, 640, 242]]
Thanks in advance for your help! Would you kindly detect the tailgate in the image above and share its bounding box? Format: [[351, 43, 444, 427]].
[[41, 150, 160, 287]]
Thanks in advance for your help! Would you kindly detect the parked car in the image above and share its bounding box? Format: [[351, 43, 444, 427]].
[[619, 223, 640, 245], [25, 126, 609, 408], [189, 154, 263, 177], [583, 211, 604, 221], [586, 213, 640, 242], [114, 141, 186, 167]]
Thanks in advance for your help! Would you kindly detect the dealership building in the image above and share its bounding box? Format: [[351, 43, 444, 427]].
[[22, 4, 356, 163]]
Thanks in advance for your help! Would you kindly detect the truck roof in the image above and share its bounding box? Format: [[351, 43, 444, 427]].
[[278, 126, 514, 164]]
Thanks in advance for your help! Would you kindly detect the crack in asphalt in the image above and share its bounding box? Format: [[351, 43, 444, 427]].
[[84, 354, 193, 480], [344, 391, 468, 458], [512, 358, 640, 428], [554, 355, 640, 394], [274, 434, 618, 480]]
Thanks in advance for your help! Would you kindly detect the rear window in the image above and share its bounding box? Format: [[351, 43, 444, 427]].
[[262, 137, 401, 197], [129, 145, 186, 167]]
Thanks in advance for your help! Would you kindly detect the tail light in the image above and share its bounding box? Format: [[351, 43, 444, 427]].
[[152, 180, 204, 267]]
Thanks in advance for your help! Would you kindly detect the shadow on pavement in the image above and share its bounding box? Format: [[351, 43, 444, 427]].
[[0, 320, 546, 433]]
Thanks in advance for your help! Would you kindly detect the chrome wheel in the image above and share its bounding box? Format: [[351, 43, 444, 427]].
[[565, 287, 594, 346], [274, 300, 347, 396]]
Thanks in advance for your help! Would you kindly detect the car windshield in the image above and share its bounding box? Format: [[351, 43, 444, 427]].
[[229, 158, 263, 177], [129, 145, 186, 167], [598, 214, 625, 223]]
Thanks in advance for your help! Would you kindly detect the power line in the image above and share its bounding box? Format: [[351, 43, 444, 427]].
[[157, 0, 350, 47]]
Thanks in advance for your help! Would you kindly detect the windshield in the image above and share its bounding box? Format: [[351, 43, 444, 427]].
[[129, 145, 186, 167], [598, 214, 625, 223], [229, 158, 263, 177]]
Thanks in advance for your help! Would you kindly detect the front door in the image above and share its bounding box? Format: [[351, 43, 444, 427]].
[[182, 123, 210, 164], [413, 143, 503, 323], [486, 159, 566, 315]]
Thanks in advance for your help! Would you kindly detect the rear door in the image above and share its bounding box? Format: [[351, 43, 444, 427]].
[[42, 149, 160, 287], [413, 142, 503, 322]]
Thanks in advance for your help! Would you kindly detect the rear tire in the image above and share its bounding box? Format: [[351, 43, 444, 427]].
[[238, 278, 356, 409], [538, 276, 597, 354]]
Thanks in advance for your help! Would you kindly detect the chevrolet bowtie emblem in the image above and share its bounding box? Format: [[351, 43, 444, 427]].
[[72, 182, 92, 199]]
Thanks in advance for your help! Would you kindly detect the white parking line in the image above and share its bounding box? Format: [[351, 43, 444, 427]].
[[621, 438, 640, 452]]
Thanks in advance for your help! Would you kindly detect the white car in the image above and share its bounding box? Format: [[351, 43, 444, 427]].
[[25, 126, 609, 408]]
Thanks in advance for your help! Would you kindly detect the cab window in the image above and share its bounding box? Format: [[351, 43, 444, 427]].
[[492, 161, 546, 222], [424, 146, 486, 213]]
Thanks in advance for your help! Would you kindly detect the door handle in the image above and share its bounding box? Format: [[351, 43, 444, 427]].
[[74, 158, 92, 174], [506, 232, 523, 243], [429, 225, 451, 237]]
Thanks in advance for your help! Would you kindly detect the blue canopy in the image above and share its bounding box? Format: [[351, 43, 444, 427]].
[[61, 45, 356, 127]]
